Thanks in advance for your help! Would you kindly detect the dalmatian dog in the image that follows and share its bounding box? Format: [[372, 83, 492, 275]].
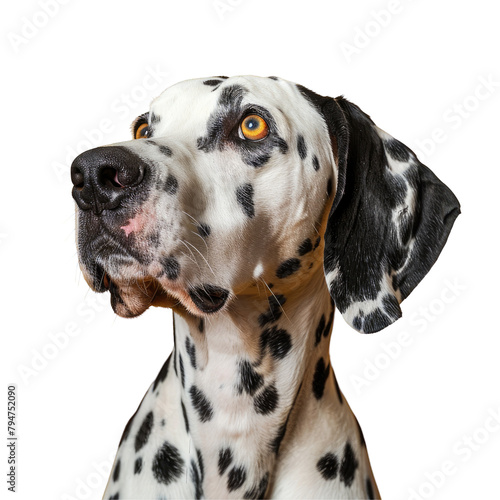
[[71, 76, 460, 499]]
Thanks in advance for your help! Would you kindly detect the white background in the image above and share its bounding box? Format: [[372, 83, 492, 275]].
[[2, 1, 499, 499]]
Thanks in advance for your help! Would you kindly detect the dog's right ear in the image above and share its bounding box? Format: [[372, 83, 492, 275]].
[[297, 85, 460, 334]]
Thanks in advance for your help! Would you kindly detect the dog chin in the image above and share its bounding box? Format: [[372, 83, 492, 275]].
[[110, 279, 231, 318], [82, 262, 231, 318], [105, 277, 178, 318]]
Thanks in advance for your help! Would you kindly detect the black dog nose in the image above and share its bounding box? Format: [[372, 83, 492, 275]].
[[71, 146, 146, 214]]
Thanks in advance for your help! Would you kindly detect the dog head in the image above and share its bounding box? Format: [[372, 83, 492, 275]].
[[71, 76, 459, 331]]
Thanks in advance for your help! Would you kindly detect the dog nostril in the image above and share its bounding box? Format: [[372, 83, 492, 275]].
[[98, 164, 144, 189], [70, 166, 85, 189], [100, 167, 124, 189]]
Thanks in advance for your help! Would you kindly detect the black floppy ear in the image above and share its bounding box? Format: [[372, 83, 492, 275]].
[[299, 87, 460, 333]]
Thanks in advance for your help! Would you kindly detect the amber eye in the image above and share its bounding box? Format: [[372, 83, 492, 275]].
[[135, 122, 150, 139], [240, 115, 269, 141]]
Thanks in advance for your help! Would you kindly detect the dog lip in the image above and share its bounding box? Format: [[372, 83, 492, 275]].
[[188, 285, 230, 314], [103, 273, 111, 290], [91, 262, 109, 293]]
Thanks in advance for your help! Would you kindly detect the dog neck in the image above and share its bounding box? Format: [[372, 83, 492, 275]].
[[164, 265, 340, 496]]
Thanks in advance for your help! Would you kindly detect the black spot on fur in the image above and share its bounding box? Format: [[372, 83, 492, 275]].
[[246, 151, 272, 168], [197, 449, 205, 479], [312, 358, 329, 399], [244, 472, 269, 499], [254, 385, 279, 415], [179, 355, 185, 388], [191, 459, 204, 500], [190, 386, 214, 422], [353, 315, 363, 331], [297, 134, 307, 159], [153, 354, 171, 391], [189, 284, 229, 313], [197, 223, 211, 238], [298, 238, 313, 256], [203, 79, 224, 86], [150, 112, 160, 124], [158, 144, 172, 156], [260, 326, 292, 360], [134, 457, 142, 474], [276, 136, 289, 153], [315, 315, 326, 346], [152, 441, 185, 485], [108, 493, 119, 500], [313, 155, 320, 171], [258, 294, 286, 327], [238, 360, 264, 396], [162, 257, 180, 281], [236, 183, 255, 218], [135, 411, 153, 452], [385, 137, 410, 162], [197, 85, 247, 153], [323, 310, 334, 338], [271, 382, 302, 454], [198, 318, 205, 333], [268, 76, 279, 80], [317, 452, 339, 480], [148, 230, 161, 248], [185, 337, 197, 369], [181, 400, 190, 433], [340, 442, 359, 487], [113, 459, 121, 482], [276, 258, 301, 278], [366, 478, 375, 499], [164, 174, 178, 195], [314, 236, 321, 249], [218, 448, 233, 475], [227, 466, 246, 491]]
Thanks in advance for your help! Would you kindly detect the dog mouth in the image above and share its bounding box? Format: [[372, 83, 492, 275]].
[[101, 273, 175, 318], [94, 267, 230, 318], [80, 233, 231, 317]]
